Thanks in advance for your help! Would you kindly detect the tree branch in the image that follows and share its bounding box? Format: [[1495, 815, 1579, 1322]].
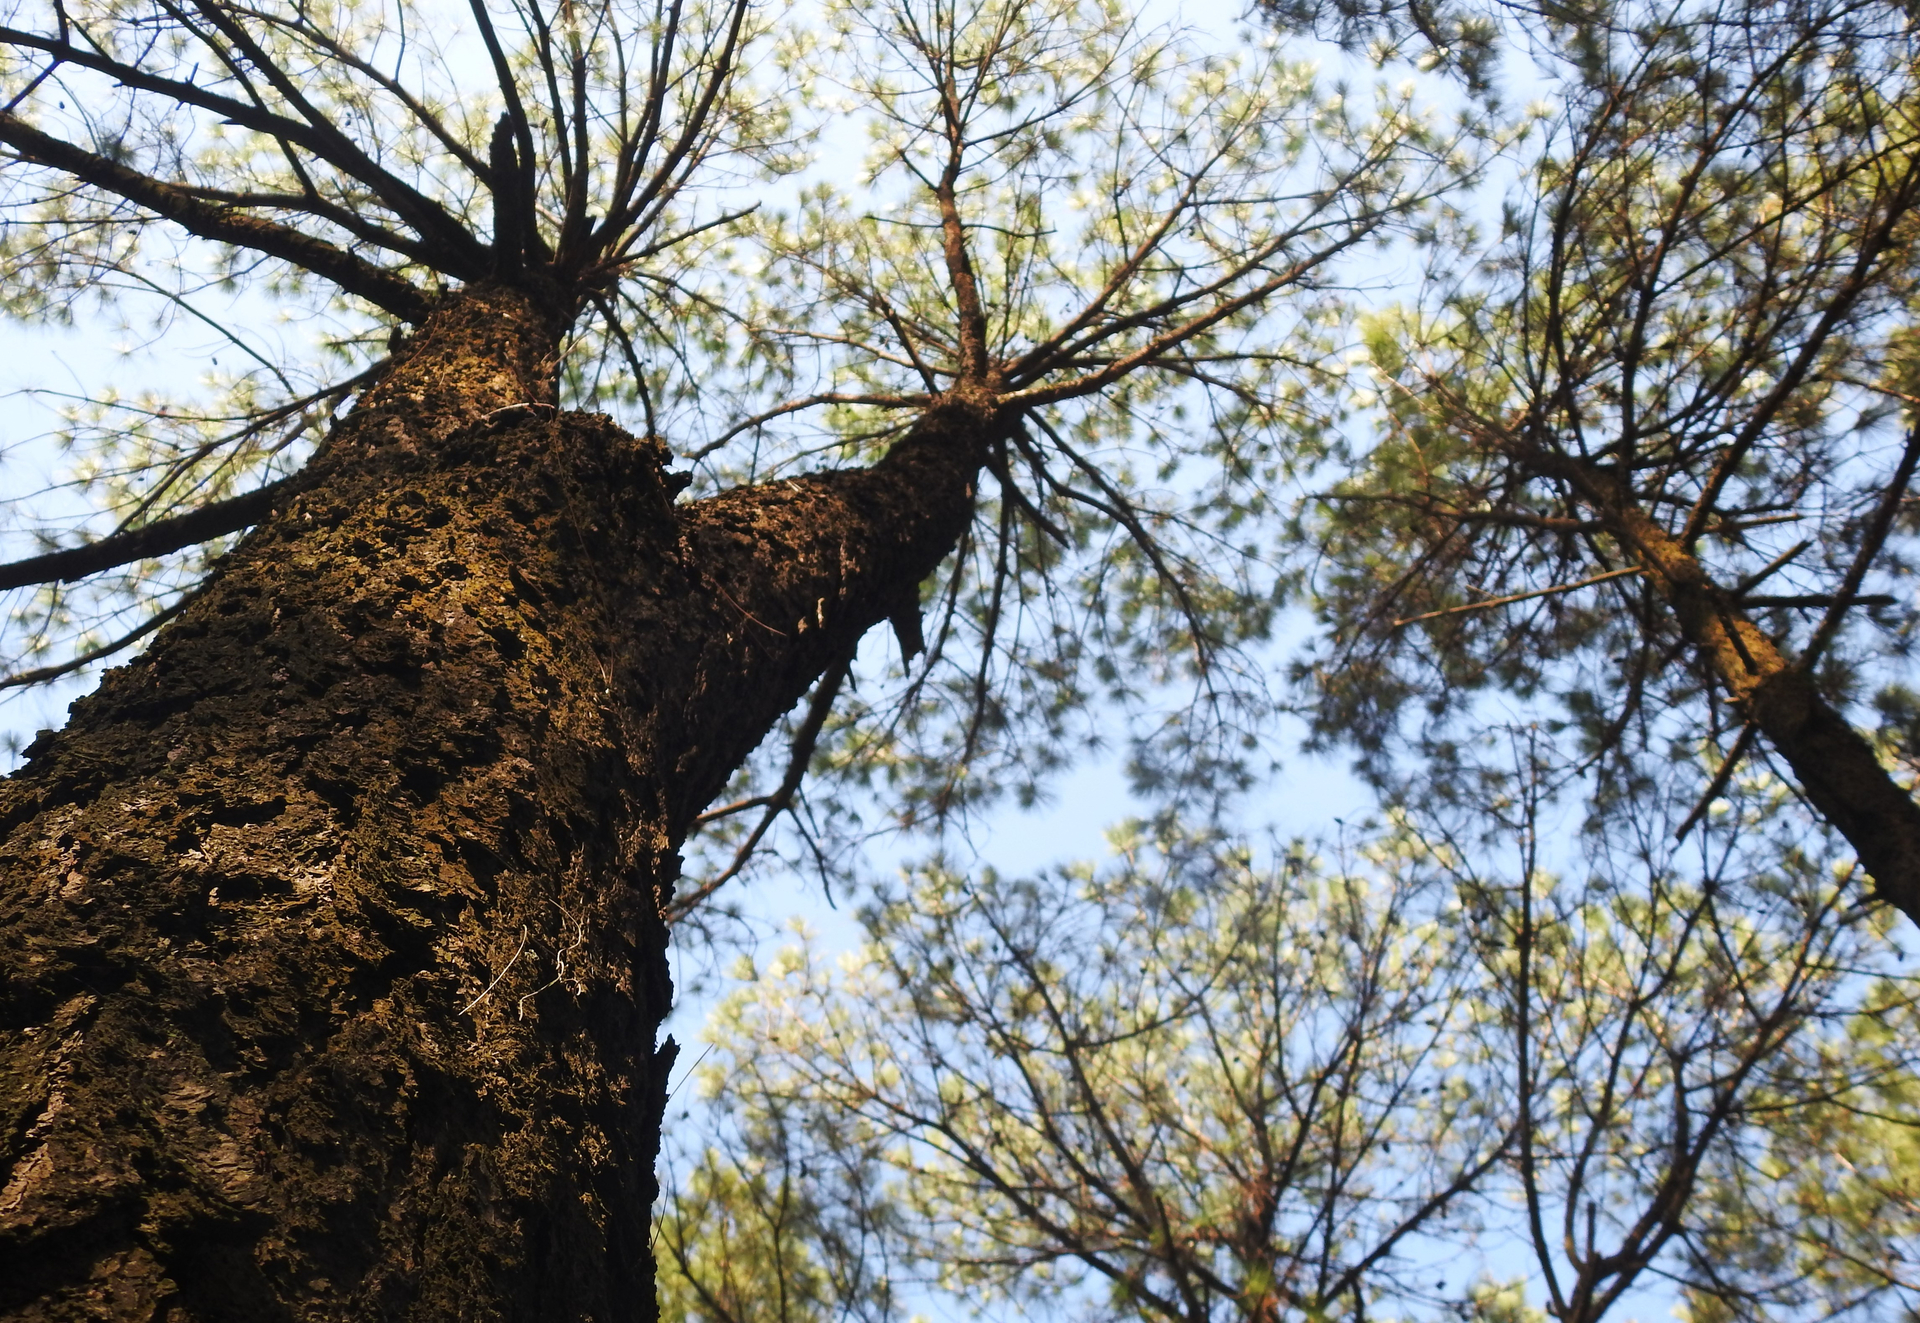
[[1391, 566, 1644, 628], [1540, 450, 1920, 924], [0, 113, 433, 322], [0, 593, 192, 690], [0, 477, 304, 593], [668, 650, 854, 922]]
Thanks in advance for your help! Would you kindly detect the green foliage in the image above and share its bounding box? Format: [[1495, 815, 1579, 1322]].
[[1423, 728, 1920, 1323], [1674, 981, 1920, 1322], [685, 818, 1506, 1321], [1292, 0, 1920, 842], [660, 1030, 907, 1323], [666, 0, 1492, 910], [669, 773, 1920, 1323], [658, 1151, 839, 1323]]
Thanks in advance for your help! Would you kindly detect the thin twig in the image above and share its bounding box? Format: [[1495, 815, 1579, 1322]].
[[1801, 423, 1920, 670], [1392, 566, 1644, 628], [682, 392, 922, 463], [1731, 539, 1811, 595], [708, 581, 787, 637], [668, 651, 853, 922], [1674, 725, 1758, 843]]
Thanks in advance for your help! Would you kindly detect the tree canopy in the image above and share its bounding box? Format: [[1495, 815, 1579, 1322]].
[[0, 0, 1484, 1309], [1303, 0, 1920, 920], [664, 799, 1920, 1323], [0, 0, 1472, 891]]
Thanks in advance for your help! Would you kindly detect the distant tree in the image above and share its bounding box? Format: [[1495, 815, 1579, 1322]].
[[0, 0, 1451, 1309], [1432, 732, 1920, 1323], [683, 820, 1513, 1323], [1297, 0, 1920, 925], [656, 1086, 900, 1323], [675, 788, 1920, 1323], [1681, 994, 1920, 1321]]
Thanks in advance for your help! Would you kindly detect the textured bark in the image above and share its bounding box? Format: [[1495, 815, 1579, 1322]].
[[0, 284, 988, 1319]]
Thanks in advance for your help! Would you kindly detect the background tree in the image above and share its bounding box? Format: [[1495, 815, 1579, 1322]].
[[679, 819, 1513, 1323], [1297, 0, 1920, 924], [668, 791, 1920, 1313], [656, 1077, 901, 1323], [671, 788, 1920, 1323], [0, 0, 1452, 1310], [662, 7, 1920, 1320], [1428, 733, 1920, 1323]]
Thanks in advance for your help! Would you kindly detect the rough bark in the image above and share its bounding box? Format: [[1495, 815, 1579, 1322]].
[[0, 284, 989, 1319]]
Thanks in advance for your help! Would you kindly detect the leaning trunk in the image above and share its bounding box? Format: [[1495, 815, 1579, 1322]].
[[1612, 502, 1920, 917], [0, 285, 985, 1319], [1544, 450, 1920, 922]]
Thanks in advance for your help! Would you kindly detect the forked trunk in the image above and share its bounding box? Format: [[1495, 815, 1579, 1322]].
[[0, 285, 986, 1319]]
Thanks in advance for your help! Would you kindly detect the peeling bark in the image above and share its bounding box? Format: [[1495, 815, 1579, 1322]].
[[0, 285, 991, 1319]]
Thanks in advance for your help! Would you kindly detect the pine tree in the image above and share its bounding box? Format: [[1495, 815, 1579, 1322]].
[[0, 0, 1448, 1310]]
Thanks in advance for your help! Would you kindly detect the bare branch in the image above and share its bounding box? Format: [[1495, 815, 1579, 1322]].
[[668, 649, 855, 922], [0, 475, 307, 592], [0, 593, 192, 690], [0, 113, 433, 322], [1391, 566, 1644, 628]]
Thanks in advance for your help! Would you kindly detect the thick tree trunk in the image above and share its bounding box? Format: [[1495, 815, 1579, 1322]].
[[0, 285, 987, 1319]]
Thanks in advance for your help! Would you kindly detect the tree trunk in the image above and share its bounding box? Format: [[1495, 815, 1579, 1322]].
[[0, 284, 988, 1319], [1612, 501, 1920, 916], [1545, 452, 1920, 921]]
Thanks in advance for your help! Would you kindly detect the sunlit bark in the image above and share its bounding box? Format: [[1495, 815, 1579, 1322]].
[[0, 284, 991, 1318]]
